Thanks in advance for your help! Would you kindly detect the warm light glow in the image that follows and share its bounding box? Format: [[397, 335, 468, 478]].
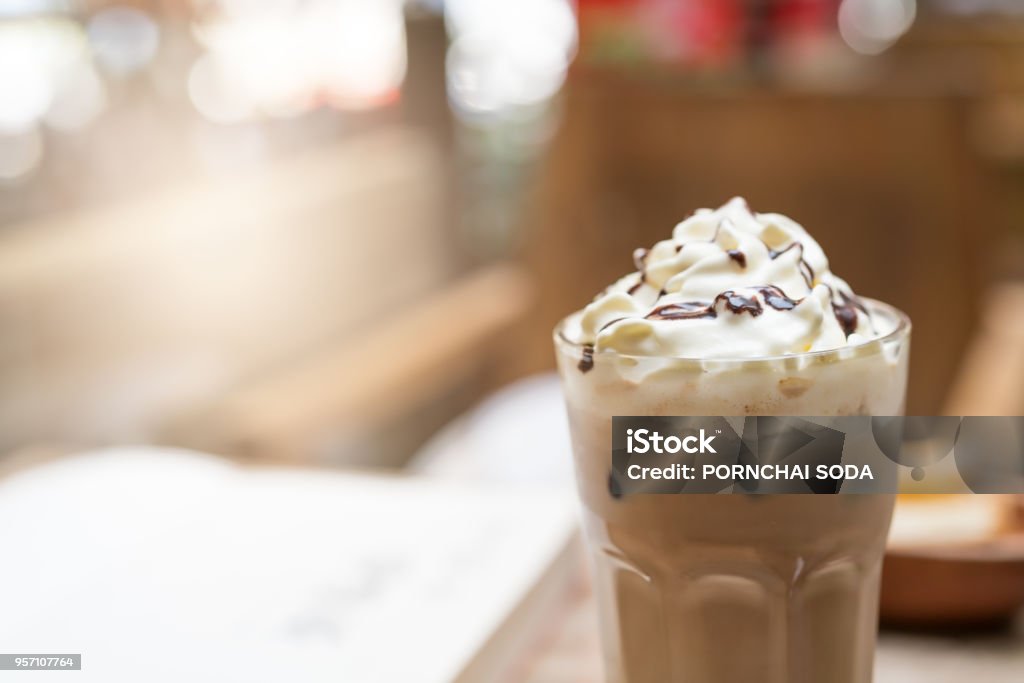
[[444, 0, 576, 120], [311, 2, 406, 110], [0, 18, 88, 133], [187, 53, 253, 125], [45, 61, 107, 131], [193, 13, 312, 119], [188, 0, 406, 122], [0, 127, 44, 180], [838, 0, 917, 55], [87, 6, 161, 76]]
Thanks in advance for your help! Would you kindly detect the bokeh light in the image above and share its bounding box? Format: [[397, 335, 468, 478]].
[[444, 0, 577, 121], [313, 1, 407, 110], [188, 0, 406, 122], [186, 53, 254, 125], [838, 0, 917, 56], [87, 6, 161, 77], [0, 18, 88, 133], [44, 60, 107, 131], [0, 126, 44, 180]]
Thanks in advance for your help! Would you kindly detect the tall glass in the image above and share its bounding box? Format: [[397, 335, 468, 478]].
[[554, 300, 910, 683]]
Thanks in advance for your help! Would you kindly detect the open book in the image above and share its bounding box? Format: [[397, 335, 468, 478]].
[[0, 448, 580, 682]]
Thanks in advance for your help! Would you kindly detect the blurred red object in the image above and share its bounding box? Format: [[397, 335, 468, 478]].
[[576, 0, 840, 67]]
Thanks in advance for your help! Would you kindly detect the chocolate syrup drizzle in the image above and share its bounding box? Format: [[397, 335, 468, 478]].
[[761, 285, 799, 311], [841, 288, 869, 314], [646, 285, 800, 321], [833, 303, 857, 337], [717, 291, 763, 316], [768, 242, 814, 288], [630, 248, 650, 293], [766, 243, 866, 335], [726, 249, 747, 268], [578, 344, 595, 373], [832, 289, 862, 337], [598, 317, 627, 332], [599, 282, 862, 367], [646, 301, 717, 321]]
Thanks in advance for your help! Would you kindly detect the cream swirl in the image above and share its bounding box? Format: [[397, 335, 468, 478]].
[[568, 197, 879, 360]]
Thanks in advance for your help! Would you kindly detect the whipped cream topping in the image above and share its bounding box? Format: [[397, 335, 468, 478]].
[[568, 197, 879, 362]]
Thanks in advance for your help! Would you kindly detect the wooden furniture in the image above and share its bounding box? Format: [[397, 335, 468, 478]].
[[173, 263, 533, 465], [944, 282, 1024, 416]]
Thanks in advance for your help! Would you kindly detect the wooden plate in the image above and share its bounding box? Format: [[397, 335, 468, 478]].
[[881, 496, 1024, 628]]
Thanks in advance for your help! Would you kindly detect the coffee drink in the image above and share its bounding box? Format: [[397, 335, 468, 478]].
[[555, 198, 910, 682]]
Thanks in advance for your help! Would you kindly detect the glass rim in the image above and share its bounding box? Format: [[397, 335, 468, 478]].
[[553, 296, 911, 365]]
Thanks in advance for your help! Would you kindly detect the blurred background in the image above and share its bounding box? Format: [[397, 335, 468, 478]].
[[2, 1, 1024, 681], [3, 0, 1024, 465]]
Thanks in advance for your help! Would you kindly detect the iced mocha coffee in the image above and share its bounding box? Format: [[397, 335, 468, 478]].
[[555, 198, 910, 683]]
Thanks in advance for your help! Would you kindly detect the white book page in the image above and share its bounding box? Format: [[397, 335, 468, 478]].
[[0, 449, 577, 683]]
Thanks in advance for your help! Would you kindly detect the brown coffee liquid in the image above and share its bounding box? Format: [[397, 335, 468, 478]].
[[567, 410, 893, 683]]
